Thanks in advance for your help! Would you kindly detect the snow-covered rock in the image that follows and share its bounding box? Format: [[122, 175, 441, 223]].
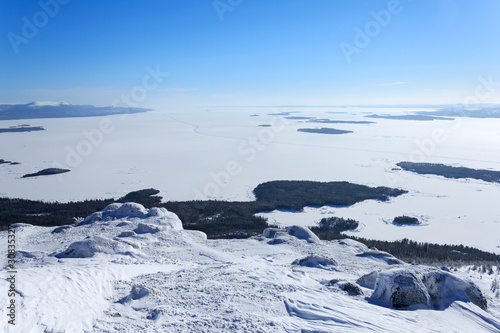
[[76, 202, 183, 230], [369, 267, 488, 310], [119, 285, 157, 303], [421, 269, 488, 310], [292, 255, 337, 268], [134, 223, 165, 234], [262, 227, 281, 238], [357, 271, 379, 289], [371, 268, 431, 309], [56, 236, 137, 258], [286, 225, 320, 243], [329, 281, 365, 296], [356, 249, 404, 265], [262, 225, 320, 244]]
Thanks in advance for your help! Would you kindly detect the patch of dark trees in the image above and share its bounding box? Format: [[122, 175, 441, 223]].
[[0, 159, 20, 165], [307, 119, 374, 124], [397, 162, 500, 183], [309, 217, 359, 240], [0, 126, 45, 133], [0, 189, 162, 229], [2, 184, 499, 267], [393, 215, 420, 225], [298, 128, 353, 135], [348, 237, 500, 267], [0, 181, 405, 239], [307, 225, 500, 266], [165, 181, 404, 238], [22, 168, 71, 178]]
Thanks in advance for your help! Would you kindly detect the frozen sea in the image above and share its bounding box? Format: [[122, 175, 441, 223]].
[[1, 106, 499, 252]]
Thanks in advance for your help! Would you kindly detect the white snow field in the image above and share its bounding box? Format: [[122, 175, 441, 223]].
[[1, 203, 500, 332], [1, 106, 499, 253]]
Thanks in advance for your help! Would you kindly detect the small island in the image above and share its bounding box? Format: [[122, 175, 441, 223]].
[[393, 215, 420, 225], [298, 128, 353, 135], [365, 114, 453, 121], [397, 162, 500, 183], [22, 168, 71, 178], [308, 119, 374, 124], [0, 159, 19, 165], [0, 125, 45, 133]]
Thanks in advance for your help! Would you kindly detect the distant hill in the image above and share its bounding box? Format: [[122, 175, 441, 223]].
[[0, 102, 153, 120]]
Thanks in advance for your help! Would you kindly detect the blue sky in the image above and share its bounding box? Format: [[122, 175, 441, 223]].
[[1, 0, 499, 108]]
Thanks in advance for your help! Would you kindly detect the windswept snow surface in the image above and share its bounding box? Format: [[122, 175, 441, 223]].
[[1, 204, 500, 332]]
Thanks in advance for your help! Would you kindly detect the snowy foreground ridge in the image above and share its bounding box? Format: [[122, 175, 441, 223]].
[[1, 203, 500, 332]]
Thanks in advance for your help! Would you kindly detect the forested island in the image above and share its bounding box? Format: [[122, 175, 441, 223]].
[[397, 162, 500, 183], [1, 183, 499, 266], [0, 125, 45, 133], [0, 159, 19, 165], [298, 128, 353, 135], [22, 168, 71, 178], [307, 119, 374, 124], [1, 181, 405, 236]]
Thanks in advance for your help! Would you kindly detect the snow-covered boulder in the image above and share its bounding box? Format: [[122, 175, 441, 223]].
[[134, 223, 165, 234], [117, 231, 137, 237], [76, 202, 183, 230], [356, 249, 404, 265], [368, 267, 487, 310], [262, 227, 281, 238], [55, 235, 137, 258], [329, 281, 364, 296], [292, 255, 337, 268], [262, 226, 320, 244], [112, 202, 148, 218], [357, 271, 379, 289], [371, 268, 430, 309], [421, 270, 487, 310], [285, 226, 320, 243], [119, 285, 158, 304]]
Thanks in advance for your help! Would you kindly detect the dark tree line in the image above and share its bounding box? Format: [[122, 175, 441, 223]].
[[397, 162, 500, 183], [1, 181, 406, 239], [309, 217, 359, 240]]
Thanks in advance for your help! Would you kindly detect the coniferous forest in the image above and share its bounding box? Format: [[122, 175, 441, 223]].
[[1, 182, 499, 266]]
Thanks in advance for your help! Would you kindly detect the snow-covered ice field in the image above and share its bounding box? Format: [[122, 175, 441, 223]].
[[1, 203, 499, 332], [1, 106, 500, 252]]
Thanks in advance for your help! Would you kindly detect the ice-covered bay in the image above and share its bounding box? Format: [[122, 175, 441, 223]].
[[0, 106, 499, 252]]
